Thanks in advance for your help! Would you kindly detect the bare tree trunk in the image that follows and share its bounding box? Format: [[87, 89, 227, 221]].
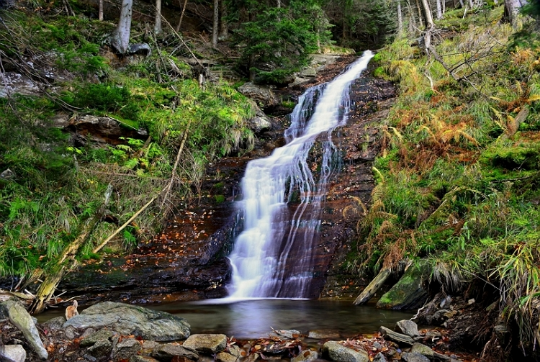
[[397, 0, 404, 34], [503, 0, 527, 26], [219, 0, 228, 39], [99, 0, 103, 20], [110, 0, 133, 54], [415, 0, 425, 28], [176, 0, 188, 32], [436, 0, 442, 19], [459, 0, 464, 8], [155, 0, 162, 34], [421, 0, 435, 28], [277, 0, 281, 7], [212, 0, 218, 47], [468, 0, 474, 8]]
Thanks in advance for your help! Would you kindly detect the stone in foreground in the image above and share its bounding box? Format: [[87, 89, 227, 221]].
[[292, 350, 318, 362], [0, 300, 48, 360], [151, 343, 199, 361], [182, 333, 227, 354], [323, 341, 369, 362], [63, 302, 190, 342], [379, 326, 415, 346], [396, 320, 420, 337], [0, 345, 27, 362], [402, 352, 431, 362]]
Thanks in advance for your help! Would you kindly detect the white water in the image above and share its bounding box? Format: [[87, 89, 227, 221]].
[[227, 51, 374, 299]]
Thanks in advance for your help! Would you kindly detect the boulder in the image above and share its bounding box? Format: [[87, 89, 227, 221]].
[[323, 341, 369, 362], [80, 329, 115, 347], [379, 326, 415, 346], [42, 316, 66, 332], [372, 352, 388, 362], [217, 351, 238, 362], [402, 352, 431, 362], [376, 264, 429, 310], [115, 338, 142, 360], [87, 338, 113, 359], [151, 343, 199, 361], [130, 356, 160, 362], [63, 302, 190, 342], [238, 82, 278, 109], [182, 334, 227, 354], [0, 300, 48, 360], [411, 343, 451, 361], [247, 107, 273, 134], [396, 320, 420, 338], [0, 345, 27, 362], [292, 350, 318, 362], [272, 329, 301, 339]]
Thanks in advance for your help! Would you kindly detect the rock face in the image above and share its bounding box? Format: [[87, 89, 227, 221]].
[[0, 345, 27, 362], [377, 264, 430, 310], [323, 341, 369, 362], [0, 300, 48, 360], [63, 302, 190, 341], [238, 82, 279, 109], [66, 114, 147, 146]]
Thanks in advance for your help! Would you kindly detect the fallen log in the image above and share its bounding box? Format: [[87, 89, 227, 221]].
[[353, 267, 391, 305]]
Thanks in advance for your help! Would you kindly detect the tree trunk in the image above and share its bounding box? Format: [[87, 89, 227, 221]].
[[219, 0, 228, 39], [212, 0, 218, 47], [99, 0, 103, 20], [176, 0, 188, 32], [277, 0, 281, 7], [436, 0, 442, 19], [415, 0, 425, 28], [353, 268, 392, 305], [155, 0, 162, 34], [30, 185, 113, 314], [110, 0, 133, 54], [503, 0, 527, 26], [421, 0, 434, 28], [397, 0, 403, 34]]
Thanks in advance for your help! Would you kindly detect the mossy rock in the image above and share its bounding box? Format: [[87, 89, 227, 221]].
[[376, 263, 430, 310], [481, 143, 540, 171]]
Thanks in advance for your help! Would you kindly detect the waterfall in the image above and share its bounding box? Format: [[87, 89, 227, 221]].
[[227, 51, 374, 299]]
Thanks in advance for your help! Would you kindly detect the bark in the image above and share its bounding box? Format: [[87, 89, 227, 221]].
[[503, 0, 527, 25], [110, 0, 133, 54], [421, 0, 434, 28], [155, 0, 162, 34], [212, 0, 219, 47], [415, 0, 425, 28], [30, 185, 113, 314], [353, 268, 392, 305], [176, 0, 188, 32], [397, 0, 403, 34], [219, 0, 228, 39], [277, 0, 281, 7], [99, 0, 103, 20], [436, 0, 442, 19]]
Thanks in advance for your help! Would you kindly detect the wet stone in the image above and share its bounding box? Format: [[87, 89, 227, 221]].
[[396, 320, 420, 337], [292, 350, 318, 362], [323, 341, 369, 362], [182, 334, 227, 354], [402, 352, 431, 362]]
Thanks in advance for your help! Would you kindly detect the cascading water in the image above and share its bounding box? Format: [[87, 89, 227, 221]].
[[227, 50, 374, 299]]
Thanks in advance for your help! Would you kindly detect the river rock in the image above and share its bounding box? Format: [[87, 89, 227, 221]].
[[402, 352, 431, 362], [411, 343, 452, 361], [42, 316, 66, 332], [292, 350, 318, 362], [130, 356, 160, 362], [396, 320, 420, 337], [217, 351, 238, 362], [379, 326, 415, 346], [247, 106, 273, 134], [80, 329, 116, 347], [0, 300, 48, 360], [273, 329, 301, 339], [182, 334, 227, 354], [238, 82, 278, 108], [376, 264, 429, 310], [87, 338, 113, 359], [372, 352, 388, 362], [323, 341, 369, 362], [308, 329, 341, 339], [63, 302, 190, 342], [115, 338, 142, 360], [0, 345, 27, 362], [151, 343, 199, 360]]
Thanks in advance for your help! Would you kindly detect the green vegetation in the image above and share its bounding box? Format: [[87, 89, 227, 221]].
[[0, 10, 255, 279], [345, 4, 540, 354]]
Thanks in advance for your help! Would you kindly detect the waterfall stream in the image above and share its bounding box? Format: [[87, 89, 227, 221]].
[[227, 51, 374, 299]]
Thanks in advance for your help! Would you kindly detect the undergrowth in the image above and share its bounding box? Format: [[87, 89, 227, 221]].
[[0, 8, 255, 278], [346, 4, 540, 355]]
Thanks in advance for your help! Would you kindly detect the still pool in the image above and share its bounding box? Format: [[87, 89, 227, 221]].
[[38, 299, 414, 339], [150, 299, 414, 339]]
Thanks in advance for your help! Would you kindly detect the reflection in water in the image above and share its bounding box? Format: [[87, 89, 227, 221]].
[[154, 299, 413, 339]]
